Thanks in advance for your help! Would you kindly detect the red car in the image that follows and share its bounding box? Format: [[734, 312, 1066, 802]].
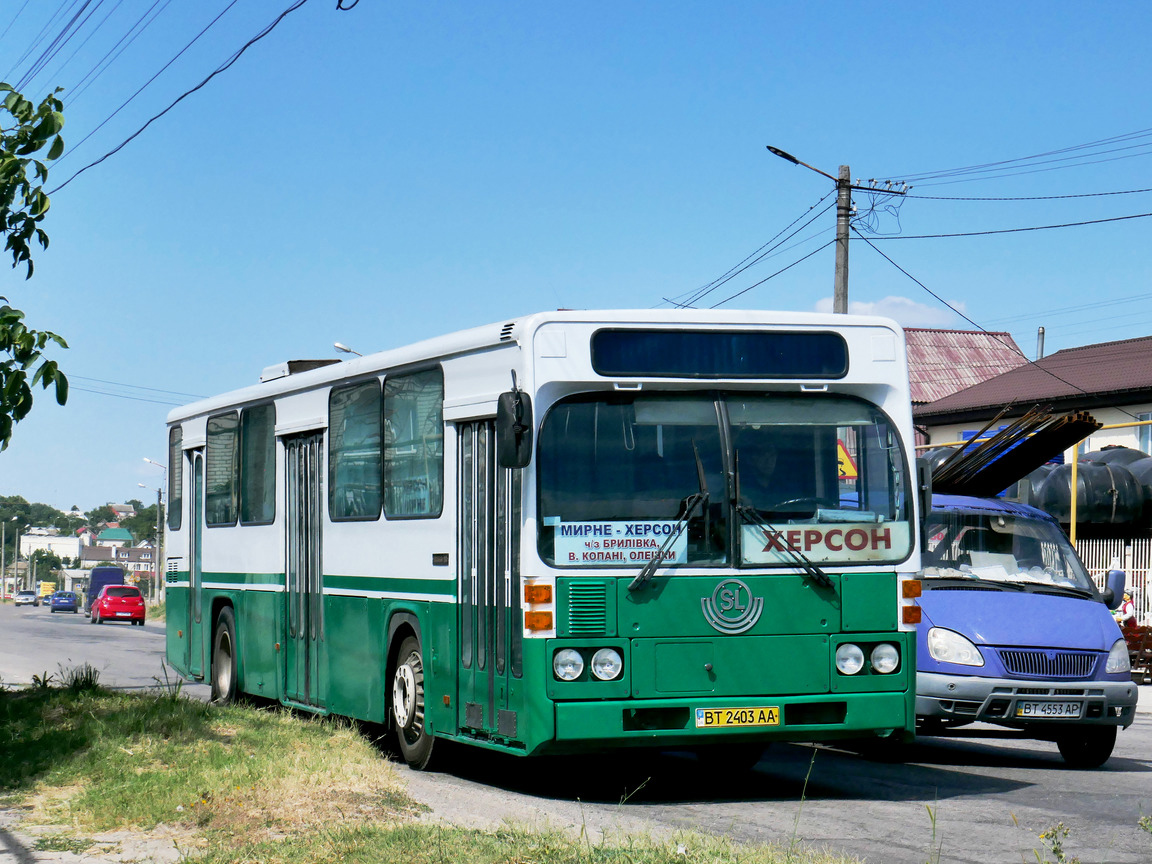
[[90, 585, 146, 626]]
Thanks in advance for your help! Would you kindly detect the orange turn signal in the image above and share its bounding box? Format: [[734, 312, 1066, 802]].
[[902, 605, 922, 625], [524, 583, 553, 604], [525, 611, 553, 631], [902, 579, 922, 599]]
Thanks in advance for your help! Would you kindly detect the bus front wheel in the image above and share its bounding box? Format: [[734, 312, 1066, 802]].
[[392, 635, 436, 770], [210, 607, 238, 704]]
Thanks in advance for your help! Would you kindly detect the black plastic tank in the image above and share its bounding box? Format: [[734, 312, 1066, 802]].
[[1125, 455, 1152, 529], [1035, 461, 1144, 524], [1081, 445, 1149, 467], [1007, 463, 1056, 507]]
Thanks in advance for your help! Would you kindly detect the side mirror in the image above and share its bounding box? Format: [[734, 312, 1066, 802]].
[[496, 390, 533, 469], [916, 457, 933, 554], [1102, 568, 1125, 608]]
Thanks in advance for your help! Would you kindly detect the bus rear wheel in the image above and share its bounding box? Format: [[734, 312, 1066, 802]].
[[210, 607, 238, 704], [392, 636, 436, 770], [1056, 725, 1116, 768]]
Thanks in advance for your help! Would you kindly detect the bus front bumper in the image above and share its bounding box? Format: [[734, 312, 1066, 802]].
[[549, 691, 911, 751]]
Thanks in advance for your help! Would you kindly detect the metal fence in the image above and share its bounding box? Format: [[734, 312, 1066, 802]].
[[1076, 538, 1151, 625]]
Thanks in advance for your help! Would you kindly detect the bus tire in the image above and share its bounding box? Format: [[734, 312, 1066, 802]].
[[210, 607, 238, 704], [392, 635, 436, 770], [1056, 725, 1116, 769]]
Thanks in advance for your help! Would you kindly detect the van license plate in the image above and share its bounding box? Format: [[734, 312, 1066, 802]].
[[1015, 701, 1081, 718], [695, 707, 780, 728]]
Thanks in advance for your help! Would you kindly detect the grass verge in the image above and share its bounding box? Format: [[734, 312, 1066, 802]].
[[0, 680, 867, 864]]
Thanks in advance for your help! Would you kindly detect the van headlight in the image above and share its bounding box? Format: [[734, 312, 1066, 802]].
[[926, 627, 985, 667], [553, 648, 584, 681], [1105, 639, 1131, 674]]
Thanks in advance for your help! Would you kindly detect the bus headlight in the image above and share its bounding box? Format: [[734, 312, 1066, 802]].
[[835, 643, 865, 675], [870, 643, 900, 674], [1105, 639, 1131, 674], [590, 648, 623, 681], [553, 648, 584, 681], [926, 627, 985, 667]]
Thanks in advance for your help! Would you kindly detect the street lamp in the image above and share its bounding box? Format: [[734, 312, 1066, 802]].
[[16, 523, 28, 591], [1, 516, 15, 597], [334, 342, 362, 357], [143, 458, 167, 601]]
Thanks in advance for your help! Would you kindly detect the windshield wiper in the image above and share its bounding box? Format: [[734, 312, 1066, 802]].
[[735, 450, 832, 588], [629, 442, 709, 592]]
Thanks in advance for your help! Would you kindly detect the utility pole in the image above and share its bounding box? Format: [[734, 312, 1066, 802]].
[[834, 165, 851, 314], [767, 147, 907, 313]]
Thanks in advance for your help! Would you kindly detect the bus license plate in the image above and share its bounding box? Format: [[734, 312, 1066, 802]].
[[1015, 701, 1081, 719], [695, 707, 780, 728]]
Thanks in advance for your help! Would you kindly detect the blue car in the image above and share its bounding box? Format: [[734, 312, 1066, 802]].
[[49, 590, 79, 613], [917, 494, 1138, 767]]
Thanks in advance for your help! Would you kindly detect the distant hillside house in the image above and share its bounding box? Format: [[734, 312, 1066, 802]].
[[79, 543, 157, 580], [110, 503, 136, 520], [95, 527, 134, 548]]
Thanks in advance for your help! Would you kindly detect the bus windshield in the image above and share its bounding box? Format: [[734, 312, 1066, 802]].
[[537, 392, 912, 569]]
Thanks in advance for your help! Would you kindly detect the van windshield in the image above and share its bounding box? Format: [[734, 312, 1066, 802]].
[[923, 508, 1096, 593]]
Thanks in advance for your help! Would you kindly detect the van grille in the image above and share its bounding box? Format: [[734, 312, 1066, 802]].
[[567, 581, 608, 635], [998, 649, 1096, 679]]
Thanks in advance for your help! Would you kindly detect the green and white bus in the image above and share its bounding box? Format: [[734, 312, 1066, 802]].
[[164, 309, 924, 769]]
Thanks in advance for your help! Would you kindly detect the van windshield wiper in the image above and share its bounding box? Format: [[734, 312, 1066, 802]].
[[735, 450, 832, 589], [628, 442, 709, 592]]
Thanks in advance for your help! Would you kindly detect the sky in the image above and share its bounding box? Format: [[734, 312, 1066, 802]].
[[0, 0, 1150, 514]]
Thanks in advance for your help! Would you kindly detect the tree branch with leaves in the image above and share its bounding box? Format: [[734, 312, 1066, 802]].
[[0, 82, 68, 450]]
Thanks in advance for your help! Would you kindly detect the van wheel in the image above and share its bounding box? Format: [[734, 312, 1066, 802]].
[[210, 607, 238, 704], [391, 636, 436, 769], [1056, 726, 1116, 768]]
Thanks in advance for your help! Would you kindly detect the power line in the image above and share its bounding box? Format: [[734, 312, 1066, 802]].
[[666, 190, 835, 309], [59, 0, 239, 164], [69, 385, 186, 406], [708, 239, 836, 308], [853, 226, 1141, 421], [891, 128, 1152, 183], [860, 212, 1152, 240], [68, 374, 204, 399], [49, 0, 313, 194], [906, 187, 1152, 202]]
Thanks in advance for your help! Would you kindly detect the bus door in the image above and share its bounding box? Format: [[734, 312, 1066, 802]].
[[457, 421, 523, 740], [187, 450, 205, 678], [284, 432, 325, 708]]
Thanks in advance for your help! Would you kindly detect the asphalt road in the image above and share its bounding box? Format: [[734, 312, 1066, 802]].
[[0, 600, 209, 699], [1, 603, 1149, 864]]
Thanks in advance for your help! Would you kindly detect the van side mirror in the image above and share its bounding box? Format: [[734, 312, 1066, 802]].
[[1102, 568, 1125, 608], [496, 390, 533, 468], [916, 457, 933, 554]]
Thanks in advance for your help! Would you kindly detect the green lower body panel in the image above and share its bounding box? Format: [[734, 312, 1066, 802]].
[[548, 690, 909, 754]]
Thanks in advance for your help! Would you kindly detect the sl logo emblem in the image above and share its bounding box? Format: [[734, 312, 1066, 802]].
[[701, 578, 764, 634]]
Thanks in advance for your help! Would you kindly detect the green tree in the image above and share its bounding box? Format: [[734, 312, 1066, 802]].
[[0, 82, 68, 450], [85, 504, 117, 527], [123, 504, 158, 544]]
